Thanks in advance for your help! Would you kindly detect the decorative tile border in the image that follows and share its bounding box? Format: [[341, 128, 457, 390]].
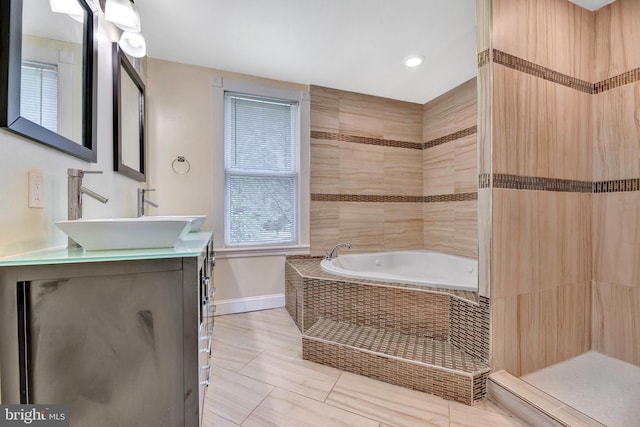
[[594, 68, 640, 93], [478, 49, 491, 68], [311, 131, 423, 150], [485, 49, 640, 95], [493, 174, 592, 193], [423, 192, 478, 203], [593, 178, 640, 193], [493, 50, 594, 94], [424, 126, 478, 150], [311, 193, 478, 203], [311, 194, 423, 203], [479, 174, 491, 189]]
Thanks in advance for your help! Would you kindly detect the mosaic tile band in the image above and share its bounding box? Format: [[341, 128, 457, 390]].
[[482, 49, 640, 95], [311, 193, 478, 203], [481, 174, 640, 194], [310, 131, 423, 150], [311, 127, 478, 151]]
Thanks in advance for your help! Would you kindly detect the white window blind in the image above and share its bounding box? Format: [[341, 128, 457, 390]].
[[224, 92, 299, 246], [20, 61, 58, 133]]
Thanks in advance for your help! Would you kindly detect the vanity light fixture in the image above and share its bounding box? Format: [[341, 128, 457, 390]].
[[119, 31, 147, 58], [403, 54, 424, 68], [105, 0, 141, 32], [49, 0, 84, 22]]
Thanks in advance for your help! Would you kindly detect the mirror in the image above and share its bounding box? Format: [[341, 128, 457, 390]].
[[0, 0, 98, 162], [112, 42, 145, 181]]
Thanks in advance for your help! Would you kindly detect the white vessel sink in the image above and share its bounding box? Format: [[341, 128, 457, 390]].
[[141, 215, 207, 232], [56, 217, 195, 251]]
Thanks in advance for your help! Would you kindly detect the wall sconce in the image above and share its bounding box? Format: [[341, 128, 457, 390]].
[[103, 0, 147, 58], [49, 0, 84, 22]]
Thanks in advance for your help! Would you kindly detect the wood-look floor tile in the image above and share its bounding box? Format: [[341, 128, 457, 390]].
[[326, 372, 449, 427], [201, 408, 240, 427], [239, 351, 341, 401], [243, 388, 379, 427], [210, 339, 262, 372], [449, 400, 527, 427], [205, 366, 274, 424]]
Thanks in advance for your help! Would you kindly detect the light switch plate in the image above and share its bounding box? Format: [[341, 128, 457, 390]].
[[28, 170, 44, 208]]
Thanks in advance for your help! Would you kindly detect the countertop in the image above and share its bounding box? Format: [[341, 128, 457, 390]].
[[0, 231, 213, 267]]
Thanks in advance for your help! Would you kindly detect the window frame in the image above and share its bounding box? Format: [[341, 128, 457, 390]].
[[213, 78, 310, 257]]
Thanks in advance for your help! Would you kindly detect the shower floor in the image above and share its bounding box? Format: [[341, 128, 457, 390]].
[[521, 351, 640, 427]]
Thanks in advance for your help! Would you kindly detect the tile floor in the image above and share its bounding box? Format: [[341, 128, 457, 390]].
[[203, 308, 526, 427], [522, 351, 640, 427]]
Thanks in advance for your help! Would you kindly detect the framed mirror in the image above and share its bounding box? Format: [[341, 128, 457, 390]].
[[0, 0, 98, 162], [112, 42, 145, 181]]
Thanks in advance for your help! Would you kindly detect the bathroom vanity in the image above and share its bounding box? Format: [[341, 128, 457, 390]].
[[0, 232, 214, 427]]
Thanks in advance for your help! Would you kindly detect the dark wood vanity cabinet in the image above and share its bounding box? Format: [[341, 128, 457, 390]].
[[0, 239, 214, 427]]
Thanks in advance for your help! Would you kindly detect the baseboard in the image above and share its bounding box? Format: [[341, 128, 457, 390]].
[[213, 293, 285, 316]]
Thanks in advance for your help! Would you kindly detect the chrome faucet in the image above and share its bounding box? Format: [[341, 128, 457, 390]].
[[325, 242, 351, 260], [137, 188, 159, 217], [67, 169, 109, 221]]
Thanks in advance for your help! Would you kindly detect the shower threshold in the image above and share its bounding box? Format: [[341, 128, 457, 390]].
[[488, 351, 639, 427]]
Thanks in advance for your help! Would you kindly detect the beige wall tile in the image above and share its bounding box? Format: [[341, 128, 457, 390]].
[[593, 82, 640, 181], [557, 282, 591, 361], [310, 138, 340, 194], [492, 0, 594, 82], [339, 203, 385, 253], [454, 201, 479, 259], [478, 66, 492, 175], [423, 144, 455, 196], [383, 99, 423, 143], [493, 66, 592, 180], [454, 135, 479, 194], [383, 203, 424, 250], [424, 202, 455, 255], [593, 192, 640, 287], [338, 91, 385, 138], [492, 190, 591, 299], [310, 85, 340, 133], [478, 189, 491, 298], [592, 281, 640, 366], [339, 142, 384, 195], [477, 0, 493, 54], [491, 296, 521, 374], [383, 147, 423, 196], [310, 202, 340, 256], [594, 0, 640, 81], [423, 78, 477, 143]]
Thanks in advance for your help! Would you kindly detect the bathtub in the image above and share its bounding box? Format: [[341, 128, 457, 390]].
[[320, 250, 477, 291]]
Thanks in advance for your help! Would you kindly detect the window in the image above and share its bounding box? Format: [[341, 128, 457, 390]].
[[224, 92, 299, 246], [20, 61, 58, 133]]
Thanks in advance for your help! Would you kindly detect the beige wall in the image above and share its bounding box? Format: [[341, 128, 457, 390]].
[[146, 58, 308, 306], [592, 0, 640, 366], [0, 14, 143, 258], [309, 82, 478, 258]]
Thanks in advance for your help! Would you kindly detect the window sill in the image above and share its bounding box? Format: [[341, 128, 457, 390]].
[[214, 244, 310, 259]]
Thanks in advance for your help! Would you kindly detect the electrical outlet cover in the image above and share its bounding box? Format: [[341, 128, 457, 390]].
[[28, 170, 45, 208]]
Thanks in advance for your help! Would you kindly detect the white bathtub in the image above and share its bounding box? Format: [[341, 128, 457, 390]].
[[320, 250, 477, 291]]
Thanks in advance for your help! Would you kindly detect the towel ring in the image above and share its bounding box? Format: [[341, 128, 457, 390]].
[[171, 156, 191, 175]]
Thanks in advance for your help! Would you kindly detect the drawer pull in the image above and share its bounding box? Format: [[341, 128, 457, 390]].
[[209, 286, 216, 298], [199, 365, 211, 386], [205, 322, 214, 335], [209, 303, 216, 314], [199, 335, 212, 354]]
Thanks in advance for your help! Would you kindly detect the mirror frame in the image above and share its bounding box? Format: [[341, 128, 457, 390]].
[[112, 42, 146, 181], [0, 0, 98, 162]]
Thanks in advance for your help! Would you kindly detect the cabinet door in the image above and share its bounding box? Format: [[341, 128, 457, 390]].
[[23, 270, 184, 427]]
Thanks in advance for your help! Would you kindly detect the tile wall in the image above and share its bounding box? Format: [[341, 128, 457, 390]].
[[483, 0, 640, 375], [592, 0, 640, 367], [309, 82, 478, 259]]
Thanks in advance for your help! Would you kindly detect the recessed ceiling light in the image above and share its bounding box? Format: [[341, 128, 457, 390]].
[[403, 55, 424, 68]]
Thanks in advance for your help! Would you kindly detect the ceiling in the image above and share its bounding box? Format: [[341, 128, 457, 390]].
[[135, 0, 477, 105]]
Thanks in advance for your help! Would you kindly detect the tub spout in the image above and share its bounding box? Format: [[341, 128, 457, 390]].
[[325, 242, 351, 260]]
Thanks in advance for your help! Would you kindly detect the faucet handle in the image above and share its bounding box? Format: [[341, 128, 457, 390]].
[[145, 188, 156, 192], [82, 170, 103, 174]]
